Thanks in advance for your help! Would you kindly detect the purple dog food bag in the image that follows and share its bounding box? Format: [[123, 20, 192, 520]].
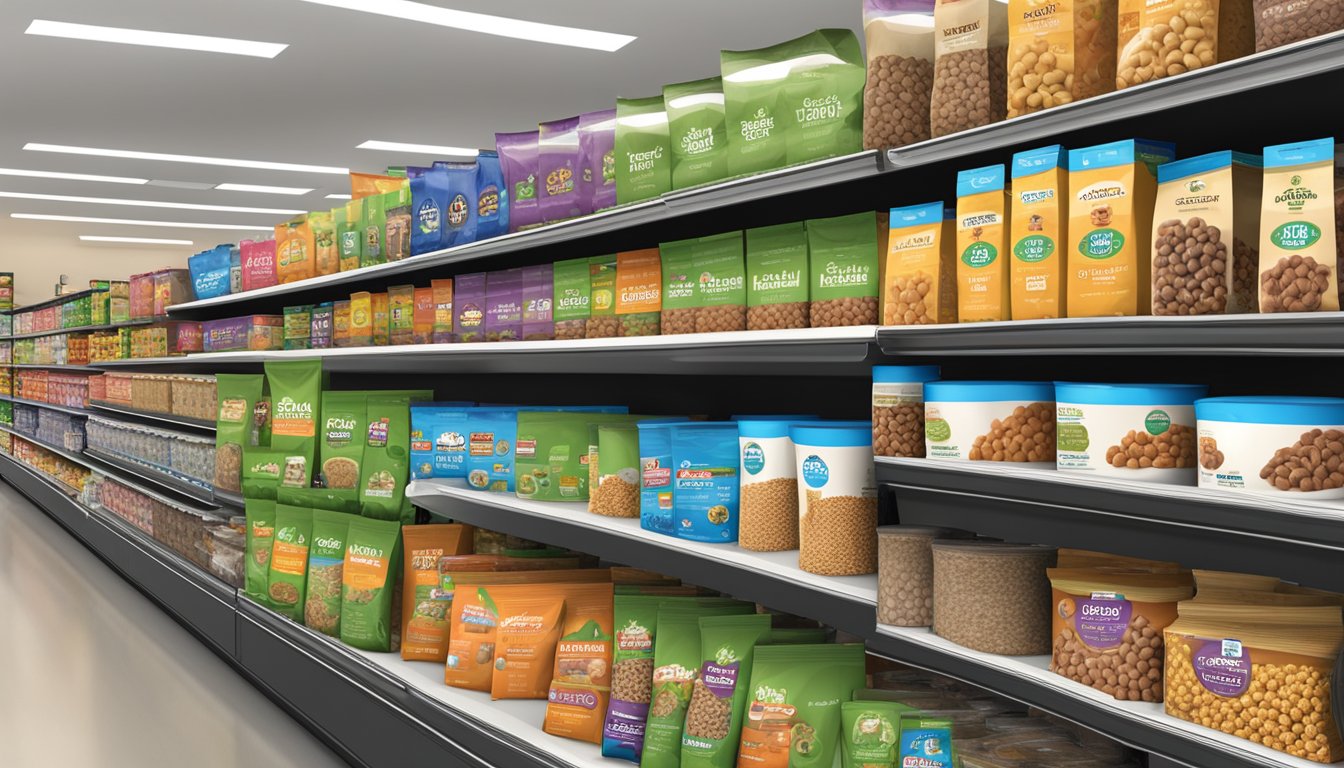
[[538, 116, 584, 223], [454, 272, 487, 343], [495, 130, 541, 233], [485, 268, 524, 342], [522, 264, 555, 340], [580, 109, 618, 213]]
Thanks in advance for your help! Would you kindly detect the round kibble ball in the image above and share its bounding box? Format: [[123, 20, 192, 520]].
[[1051, 612, 1164, 702], [872, 404, 925, 458], [1007, 38, 1075, 117], [584, 315, 622, 338], [1152, 217, 1229, 316], [554, 319, 588, 341], [1198, 436, 1225, 470], [968, 402, 1056, 462], [1259, 428, 1344, 492], [931, 48, 1005, 138], [884, 273, 934, 325], [864, 54, 934, 149], [1260, 254, 1331, 312], [1117, 1, 1219, 89]]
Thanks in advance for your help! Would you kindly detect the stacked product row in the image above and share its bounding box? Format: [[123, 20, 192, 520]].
[[14, 369, 93, 408], [85, 416, 216, 487], [11, 403, 85, 452], [6, 435, 90, 492], [874, 538, 1344, 763], [873, 365, 1344, 496], [91, 372, 217, 423]]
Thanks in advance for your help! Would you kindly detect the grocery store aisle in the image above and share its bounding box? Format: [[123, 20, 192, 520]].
[[0, 480, 349, 768]]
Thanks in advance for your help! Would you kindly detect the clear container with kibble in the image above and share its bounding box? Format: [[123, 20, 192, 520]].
[[932, 540, 1058, 655], [736, 417, 819, 552], [877, 525, 969, 626], [791, 421, 879, 576], [872, 365, 940, 458]]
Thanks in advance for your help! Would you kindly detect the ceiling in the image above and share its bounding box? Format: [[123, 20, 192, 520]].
[[0, 0, 862, 291]]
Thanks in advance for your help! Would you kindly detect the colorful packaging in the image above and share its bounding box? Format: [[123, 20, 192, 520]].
[[553, 257, 592, 340], [1007, 0, 1118, 117], [485, 268, 524, 342], [522, 264, 555, 340], [602, 595, 664, 762], [840, 700, 909, 768], [276, 216, 317, 284], [670, 423, 740, 543], [736, 644, 868, 768], [659, 238, 698, 335], [539, 116, 584, 223], [615, 248, 662, 337], [410, 165, 450, 256], [283, 305, 312, 351], [384, 186, 413, 262], [265, 359, 324, 491], [360, 394, 412, 521], [585, 255, 620, 338], [665, 77, 729, 190], [454, 272, 487, 343], [310, 303, 334, 349], [349, 291, 373, 347], [388, 284, 415, 346], [360, 191, 388, 267], [337, 199, 363, 272], [1010, 145, 1069, 320], [884, 202, 956, 325], [678, 614, 772, 768], [244, 498, 276, 605], [637, 421, 677, 535], [372, 291, 390, 346], [496, 130, 541, 232], [955, 164, 1011, 322], [746, 222, 810, 331], [808, 212, 881, 327], [476, 150, 508, 240], [615, 96, 672, 205], [188, 245, 232, 300], [432, 161, 479, 249], [579, 109, 618, 213], [897, 718, 957, 767], [543, 582, 617, 740], [432, 279, 455, 344], [309, 210, 338, 276], [340, 517, 402, 652], [303, 508, 349, 636], [241, 239, 278, 292], [1259, 138, 1339, 313], [400, 524, 475, 662], [266, 504, 313, 621], [691, 233, 747, 334]]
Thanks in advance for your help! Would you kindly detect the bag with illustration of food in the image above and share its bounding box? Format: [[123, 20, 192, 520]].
[[410, 165, 450, 256], [340, 517, 402, 652], [1259, 138, 1340, 313], [275, 215, 316, 285], [678, 613, 772, 768], [266, 504, 313, 622], [1007, 0, 1118, 117], [303, 508, 350, 637], [384, 186, 412, 262], [601, 595, 666, 762], [360, 191, 388, 267], [580, 109, 617, 212], [400, 524, 475, 662], [244, 499, 277, 606], [884, 202, 957, 325], [489, 588, 568, 701], [1116, 0, 1252, 90], [496, 130, 541, 232], [264, 359, 325, 491], [431, 160, 479, 249], [955, 164, 1011, 322], [543, 582, 617, 741], [539, 116, 584, 222], [214, 374, 264, 493], [361, 394, 412, 521], [615, 96, 672, 205], [305, 391, 366, 513], [862, 0, 937, 150], [736, 643, 867, 768], [807, 212, 881, 327], [475, 150, 508, 240], [665, 77, 729, 190], [840, 700, 911, 768], [336, 199, 363, 272], [308, 210, 338, 276]]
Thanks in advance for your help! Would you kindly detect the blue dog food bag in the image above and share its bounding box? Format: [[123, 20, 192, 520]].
[[670, 422, 740, 543], [188, 244, 233, 300], [432, 160, 480, 248], [476, 150, 508, 241]]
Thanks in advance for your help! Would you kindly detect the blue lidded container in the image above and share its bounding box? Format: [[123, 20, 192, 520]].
[[1055, 382, 1208, 406], [925, 381, 1054, 403], [790, 421, 878, 576], [1195, 396, 1344, 425]]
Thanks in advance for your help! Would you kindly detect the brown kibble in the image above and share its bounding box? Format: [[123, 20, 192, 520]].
[[611, 658, 654, 704], [1260, 254, 1331, 313], [590, 476, 640, 518], [811, 296, 878, 328], [695, 304, 747, 334], [800, 493, 877, 576], [932, 543, 1057, 655], [1106, 424, 1197, 469], [739, 477, 800, 552], [747, 301, 810, 331], [1198, 435, 1225, 470], [864, 54, 933, 150], [872, 404, 926, 458], [1258, 428, 1344, 492], [1052, 610, 1168, 702], [877, 530, 949, 627], [968, 402, 1057, 463], [660, 307, 698, 335], [684, 679, 732, 740], [931, 47, 1007, 138], [584, 315, 622, 338], [1152, 217, 1231, 315], [553, 319, 588, 340]]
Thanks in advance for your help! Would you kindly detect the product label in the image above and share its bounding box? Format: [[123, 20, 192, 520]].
[[1193, 639, 1251, 697], [801, 454, 829, 489], [1074, 593, 1132, 648], [742, 441, 765, 475], [872, 382, 925, 409]]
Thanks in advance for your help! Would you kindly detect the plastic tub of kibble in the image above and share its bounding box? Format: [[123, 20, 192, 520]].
[[736, 417, 820, 552], [1195, 396, 1344, 498], [932, 540, 1058, 655], [925, 381, 1056, 464], [1054, 382, 1208, 484], [590, 424, 641, 519], [872, 365, 940, 458], [876, 525, 970, 627], [791, 421, 878, 576]]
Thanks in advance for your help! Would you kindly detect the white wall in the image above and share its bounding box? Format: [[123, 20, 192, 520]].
[[4, 232, 204, 308]]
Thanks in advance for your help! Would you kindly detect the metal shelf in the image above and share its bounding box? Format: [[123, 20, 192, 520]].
[[0, 423, 96, 470], [0, 394, 95, 416], [877, 457, 1344, 593], [868, 626, 1327, 768], [2, 287, 106, 316], [87, 325, 882, 376], [9, 362, 102, 371], [7, 318, 153, 340], [876, 313, 1344, 356], [89, 400, 215, 432], [82, 446, 218, 507], [408, 479, 878, 636]]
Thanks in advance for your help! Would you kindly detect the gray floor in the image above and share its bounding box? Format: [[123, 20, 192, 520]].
[[0, 479, 349, 768]]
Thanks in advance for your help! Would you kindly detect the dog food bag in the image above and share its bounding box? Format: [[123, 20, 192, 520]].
[[553, 257, 592, 340], [389, 284, 415, 346], [522, 263, 555, 340], [1253, 0, 1344, 50], [336, 200, 363, 272], [423, 162, 476, 250], [431, 278, 455, 343], [359, 192, 388, 267], [308, 210, 338, 276], [266, 504, 313, 622], [616, 96, 673, 205], [241, 238, 278, 292], [1068, 139, 1176, 317], [515, 411, 632, 502], [1008, 0, 1118, 117], [590, 424, 642, 519], [215, 374, 264, 493], [361, 394, 412, 521], [543, 582, 617, 741], [1260, 138, 1340, 313], [896, 717, 957, 767], [454, 272, 487, 343], [539, 116, 584, 223], [244, 498, 277, 605], [1118, 0, 1253, 89], [665, 77, 729, 190], [304, 508, 350, 637], [410, 165, 449, 256], [1152, 151, 1263, 316], [863, 0, 937, 150], [602, 595, 666, 762], [385, 186, 413, 261], [791, 422, 879, 576], [372, 291, 391, 346], [475, 150, 508, 240], [638, 421, 679, 535], [340, 517, 402, 652], [485, 267, 524, 342], [808, 211, 882, 327], [350, 172, 405, 199], [349, 291, 374, 346], [412, 287, 434, 345], [678, 613, 772, 768], [839, 700, 911, 767], [188, 245, 231, 301], [315, 392, 367, 514], [721, 43, 789, 176], [737, 643, 868, 768], [496, 130, 542, 232], [265, 359, 324, 491], [746, 222, 810, 330], [670, 422, 741, 543], [641, 604, 756, 768], [474, 586, 569, 697], [580, 109, 618, 213], [659, 238, 698, 335], [400, 524, 474, 662], [1011, 145, 1069, 320], [932, 0, 1009, 137], [586, 255, 620, 338], [691, 233, 747, 334], [956, 164, 1011, 322], [615, 249, 661, 337]]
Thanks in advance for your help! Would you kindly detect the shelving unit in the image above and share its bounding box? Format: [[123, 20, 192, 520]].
[[7, 318, 152, 340], [0, 394, 95, 416], [83, 446, 217, 506], [87, 400, 215, 432]]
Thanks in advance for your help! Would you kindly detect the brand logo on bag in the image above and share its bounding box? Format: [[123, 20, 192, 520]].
[[1078, 229, 1125, 259], [417, 199, 441, 235], [681, 126, 716, 155], [1269, 221, 1321, 250], [801, 454, 829, 489], [741, 108, 774, 142], [795, 95, 841, 125], [1019, 188, 1055, 204], [628, 147, 664, 173], [314, 536, 342, 550]]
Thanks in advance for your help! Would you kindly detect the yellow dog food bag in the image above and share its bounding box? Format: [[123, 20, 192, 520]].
[[956, 165, 1011, 322], [1011, 145, 1068, 319], [884, 202, 958, 325]]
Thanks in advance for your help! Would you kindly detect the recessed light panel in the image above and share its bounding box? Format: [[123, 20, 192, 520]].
[[13, 213, 272, 231], [215, 183, 314, 195], [23, 143, 348, 175], [357, 140, 479, 156], [0, 167, 148, 184], [25, 19, 288, 58], [325, 194, 353, 200], [80, 235, 194, 245], [0, 190, 301, 215]]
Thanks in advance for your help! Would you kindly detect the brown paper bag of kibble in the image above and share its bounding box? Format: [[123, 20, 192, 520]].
[[1007, 0, 1118, 117], [1116, 0, 1253, 90]]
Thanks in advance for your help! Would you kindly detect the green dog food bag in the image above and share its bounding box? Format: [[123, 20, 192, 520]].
[[244, 498, 277, 605], [690, 232, 747, 334], [360, 190, 388, 267], [659, 238, 699, 335], [214, 374, 265, 494], [360, 394, 412, 521], [304, 508, 351, 637], [316, 391, 368, 513], [664, 77, 729, 190], [340, 516, 402, 652], [553, 257, 593, 340], [242, 447, 288, 501], [615, 96, 672, 205], [679, 613, 772, 768], [746, 222, 810, 331], [779, 29, 865, 167], [266, 504, 313, 622], [737, 643, 867, 767], [805, 211, 881, 327], [264, 359, 325, 491], [840, 700, 912, 768], [602, 595, 666, 763], [640, 602, 755, 768], [516, 412, 641, 502], [765, 627, 831, 645]]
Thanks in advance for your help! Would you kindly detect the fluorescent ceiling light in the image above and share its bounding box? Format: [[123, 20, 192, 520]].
[[325, 193, 352, 200], [80, 235, 194, 245], [296, 0, 635, 52], [357, 140, 479, 157], [0, 190, 301, 215], [26, 19, 287, 58], [24, 143, 348, 175], [14, 213, 272, 231], [215, 182, 314, 195], [0, 167, 148, 185]]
